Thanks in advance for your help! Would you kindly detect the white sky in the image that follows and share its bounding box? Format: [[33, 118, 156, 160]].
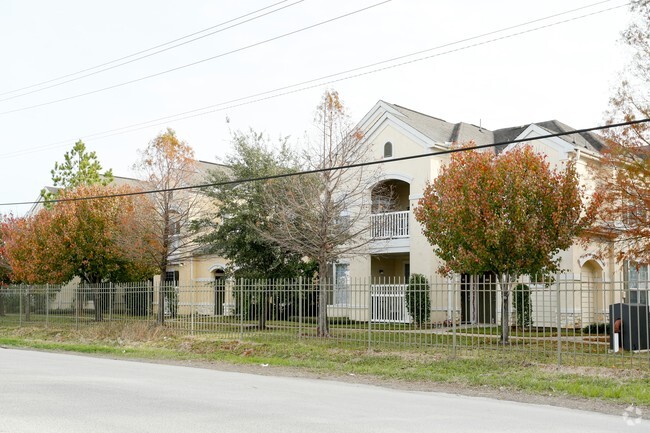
[[0, 0, 633, 216]]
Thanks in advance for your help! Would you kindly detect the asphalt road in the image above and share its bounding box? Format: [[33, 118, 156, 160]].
[[0, 348, 640, 433]]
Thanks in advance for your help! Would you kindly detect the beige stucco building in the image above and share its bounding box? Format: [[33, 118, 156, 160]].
[[328, 100, 627, 327]]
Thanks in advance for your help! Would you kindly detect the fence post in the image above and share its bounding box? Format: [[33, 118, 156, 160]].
[[24, 285, 30, 322], [190, 283, 195, 336], [75, 285, 79, 330], [147, 282, 151, 325], [452, 275, 457, 358], [298, 277, 303, 340], [367, 277, 372, 350], [109, 283, 113, 324], [239, 279, 244, 341], [556, 273, 562, 366], [19, 284, 22, 328], [45, 283, 49, 329]]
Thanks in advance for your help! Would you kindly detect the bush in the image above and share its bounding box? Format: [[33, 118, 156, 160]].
[[513, 284, 532, 328], [406, 274, 431, 326], [582, 322, 610, 335]]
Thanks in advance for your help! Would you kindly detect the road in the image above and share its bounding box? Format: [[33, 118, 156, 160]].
[[0, 348, 639, 432]]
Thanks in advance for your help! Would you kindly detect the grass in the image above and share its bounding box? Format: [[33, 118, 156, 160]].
[[455, 326, 583, 337], [1, 323, 649, 408]]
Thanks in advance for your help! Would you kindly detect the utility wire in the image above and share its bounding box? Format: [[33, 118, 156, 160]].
[[0, 0, 391, 116], [0, 0, 625, 159], [0, 0, 303, 99], [1, 118, 647, 208]]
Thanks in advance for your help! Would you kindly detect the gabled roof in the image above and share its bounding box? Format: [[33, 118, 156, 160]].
[[375, 100, 606, 154], [382, 102, 494, 148], [493, 120, 605, 154], [387, 103, 458, 144]]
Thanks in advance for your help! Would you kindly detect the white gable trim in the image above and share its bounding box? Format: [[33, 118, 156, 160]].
[[363, 113, 444, 151], [356, 101, 449, 151], [502, 124, 575, 156], [357, 101, 404, 131]]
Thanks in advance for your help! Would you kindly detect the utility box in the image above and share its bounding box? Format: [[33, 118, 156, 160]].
[[609, 303, 650, 351]]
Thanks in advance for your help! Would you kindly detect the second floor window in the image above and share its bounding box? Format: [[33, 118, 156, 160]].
[[384, 141, 393, 158]]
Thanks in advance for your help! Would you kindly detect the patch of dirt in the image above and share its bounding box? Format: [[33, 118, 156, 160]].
[[537, 364, 649, 380]]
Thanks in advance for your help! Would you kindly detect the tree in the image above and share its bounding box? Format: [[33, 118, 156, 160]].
[[194, 130, 316, 328], [0, 220, 10, 283], [2, 185, 158, 320], [0, 219, 11, 316], [134, 128, 202, 324], [260, 90, 381, 337], [40, 140, 113, 204], [414, 145, 586, 343], [585, 1, 650, 263], [196, 129, 308, 279]]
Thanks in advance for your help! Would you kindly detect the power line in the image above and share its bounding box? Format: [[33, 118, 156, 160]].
[[0, 0, 303, 99], [0, 0, 625, 160], [0, 0, 392, 116], [2, 118, 646, 208]]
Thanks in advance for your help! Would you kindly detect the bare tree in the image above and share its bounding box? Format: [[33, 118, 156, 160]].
[[134, 128, 205, 324], [261, 90, 383, 336]]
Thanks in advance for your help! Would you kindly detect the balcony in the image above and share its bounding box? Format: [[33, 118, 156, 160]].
[[369, 210, 410, 253], [370, 210, 409, 239]]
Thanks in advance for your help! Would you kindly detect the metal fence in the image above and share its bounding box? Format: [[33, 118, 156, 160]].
[[0, 275, 648, 368]]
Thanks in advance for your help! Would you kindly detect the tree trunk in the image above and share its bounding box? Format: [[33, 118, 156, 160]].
[[93, 288, 103, 322], [317, 261, 329, 337], [498, 274, 510, 344]]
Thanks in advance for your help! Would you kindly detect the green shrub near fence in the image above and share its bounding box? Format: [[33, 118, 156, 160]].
[[405, 274, 431, 327], [513, 283, 532, 328]]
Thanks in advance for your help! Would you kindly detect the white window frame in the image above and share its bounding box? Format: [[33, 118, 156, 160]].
[[333, 262, 350, 306]]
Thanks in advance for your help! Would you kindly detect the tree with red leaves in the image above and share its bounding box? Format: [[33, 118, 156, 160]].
[[1, 185, 158, 320], [586, 1, 650, 264], [414, 145, 586, 343]]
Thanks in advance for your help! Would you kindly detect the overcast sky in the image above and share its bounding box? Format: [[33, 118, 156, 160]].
[[0, 0, 633, 216]]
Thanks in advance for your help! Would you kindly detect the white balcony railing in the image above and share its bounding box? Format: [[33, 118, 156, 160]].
[[370, 210, 409, 239], [371, 284, 411, 323]]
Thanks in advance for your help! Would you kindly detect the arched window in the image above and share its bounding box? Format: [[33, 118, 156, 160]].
[[383, 141, 393, 158]]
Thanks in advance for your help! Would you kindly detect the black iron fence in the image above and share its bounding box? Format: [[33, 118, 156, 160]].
[[1, 275, 648, 368]]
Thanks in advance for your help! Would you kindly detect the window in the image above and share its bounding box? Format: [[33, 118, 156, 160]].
[[335, 210, 351, 231], [627, 262, 649, 305], [333, 263, 350, 305], [169, 210, 181, 236], [383, 141, 393, 158], [164, 271, 179, 284]]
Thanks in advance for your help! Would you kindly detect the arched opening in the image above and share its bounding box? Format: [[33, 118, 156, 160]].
[[371, 179, 409, 213], [370, 178, 410, 240], [581, 259, 605, 323], [213, 268, 226, 316]]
